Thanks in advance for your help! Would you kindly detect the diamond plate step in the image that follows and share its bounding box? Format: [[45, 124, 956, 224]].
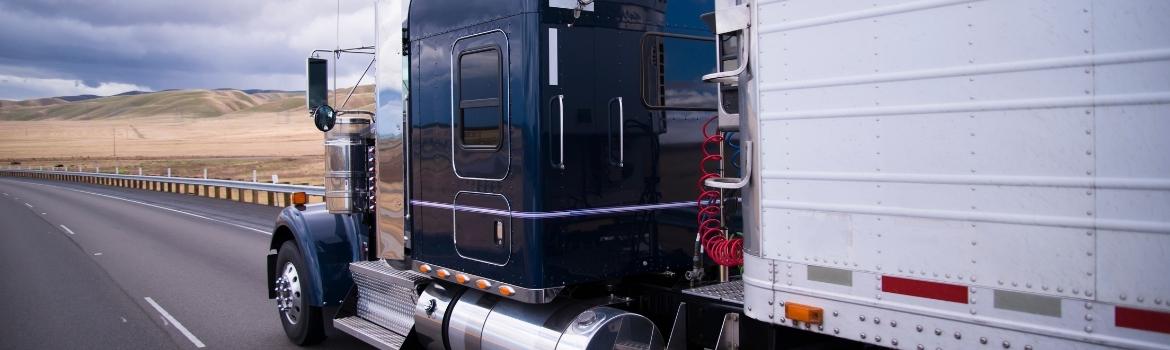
[[345, 260, 428, 348], [334, 316, 407, 350], [683, 280, 744, 305]]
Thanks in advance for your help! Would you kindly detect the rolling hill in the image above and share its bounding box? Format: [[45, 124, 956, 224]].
[[0, 86, 374, 121]]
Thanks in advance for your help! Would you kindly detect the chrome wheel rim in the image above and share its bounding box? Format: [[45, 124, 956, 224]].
[[275, 262, 303, 325]]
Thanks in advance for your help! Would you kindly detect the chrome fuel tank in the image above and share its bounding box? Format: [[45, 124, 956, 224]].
[[415, 284, 664, 350]]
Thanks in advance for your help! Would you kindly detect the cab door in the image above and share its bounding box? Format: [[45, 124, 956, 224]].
[[448, 30, 513, 265]]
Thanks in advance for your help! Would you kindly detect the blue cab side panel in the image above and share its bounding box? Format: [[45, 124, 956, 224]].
[[270, 203, 367, 307], [407, 0, 714, 290]]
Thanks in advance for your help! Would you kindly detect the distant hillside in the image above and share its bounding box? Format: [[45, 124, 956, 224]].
[[59, 94, 102, 102], [0, 86, 373, 121], [0, 97, 71, 108]]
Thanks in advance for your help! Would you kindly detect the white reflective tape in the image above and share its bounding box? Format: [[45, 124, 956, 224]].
[[548, 28, 558, 86]]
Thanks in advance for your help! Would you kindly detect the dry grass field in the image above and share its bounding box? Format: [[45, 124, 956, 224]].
[[0, 86, 375, 186]]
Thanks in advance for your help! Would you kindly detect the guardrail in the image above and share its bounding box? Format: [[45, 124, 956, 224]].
[[0, 167, 324, 208]]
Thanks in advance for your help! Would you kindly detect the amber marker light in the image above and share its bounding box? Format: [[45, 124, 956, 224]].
[[498, 286, 516, 297], [291, 192, 308, 205], [436, 269, 450, 279], [418, 264, 432, 273], [475, 280, 492, 289], [455, 274, 469, 284], [785, 302, 824, 324]]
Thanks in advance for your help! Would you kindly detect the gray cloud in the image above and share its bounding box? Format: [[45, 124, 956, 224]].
[[0, 0, 378, 100]]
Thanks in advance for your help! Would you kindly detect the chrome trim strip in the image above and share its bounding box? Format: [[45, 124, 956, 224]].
[[412, 200, 696, 219], [412, 260, 563, 304]]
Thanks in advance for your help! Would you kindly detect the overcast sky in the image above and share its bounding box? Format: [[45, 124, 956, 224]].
[[0, 0, 379, 100]]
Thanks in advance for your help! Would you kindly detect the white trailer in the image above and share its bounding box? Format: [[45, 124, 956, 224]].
[[729, 0, 1170, 348]]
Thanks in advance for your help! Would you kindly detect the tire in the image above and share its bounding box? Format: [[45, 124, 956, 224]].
[[274, 240, 325, 345]]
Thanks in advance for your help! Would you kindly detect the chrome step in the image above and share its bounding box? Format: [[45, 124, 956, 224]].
[[682, 280, 744, 305], [338, 260, 429, 350], [334, 316, 407, 350]]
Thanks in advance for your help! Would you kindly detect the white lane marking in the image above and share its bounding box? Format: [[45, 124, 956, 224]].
[[60, 225, 75, 235], [41, 212, 46, 215], [144, 297, 206, 348], [2, 192, 7, 196], [24, 203, 33, 208], [93, 252, 102, 256], [19, 181, 270, 235]]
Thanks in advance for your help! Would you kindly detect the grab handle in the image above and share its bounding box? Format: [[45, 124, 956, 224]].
[[556, 94, 565, 169], [608, 97, 625, 167], [702, 27, 750, 84]]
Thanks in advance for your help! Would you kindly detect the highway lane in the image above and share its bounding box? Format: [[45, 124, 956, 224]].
[[0, 177, 373, 349]]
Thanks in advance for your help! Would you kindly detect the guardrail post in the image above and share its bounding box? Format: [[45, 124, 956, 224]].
[[253, 170, 257, 183], [203, 169, 208, 179], [283, 192, 292, 207], [138, 168, 143, 176], [167, 168, 171, 177], [267, 191, 275, 206]]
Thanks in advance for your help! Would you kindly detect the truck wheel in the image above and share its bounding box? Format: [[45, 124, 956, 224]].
[[275, 240, 325, 345]]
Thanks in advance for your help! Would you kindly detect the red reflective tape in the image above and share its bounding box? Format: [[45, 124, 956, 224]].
[[1116, 306, 1170, 334], [881, 276, 968, 303]]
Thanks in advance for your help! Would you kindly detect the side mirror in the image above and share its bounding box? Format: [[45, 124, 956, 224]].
[[307, 57, 328, 111], [313, 104, 336, 132]]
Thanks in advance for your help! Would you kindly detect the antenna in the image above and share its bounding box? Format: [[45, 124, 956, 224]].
[[334, 0, 340, 108]]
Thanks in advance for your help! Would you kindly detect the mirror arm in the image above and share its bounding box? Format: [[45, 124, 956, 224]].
[[340, 57, 376, 110], [337, 110, 375, 117]]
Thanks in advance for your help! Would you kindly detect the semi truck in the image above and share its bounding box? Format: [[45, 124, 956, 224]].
[[268, 0, 1170, 349]]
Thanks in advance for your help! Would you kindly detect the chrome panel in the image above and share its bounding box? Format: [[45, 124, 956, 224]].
[[374, 0, 407, 260], [739, 0, 761, 256]]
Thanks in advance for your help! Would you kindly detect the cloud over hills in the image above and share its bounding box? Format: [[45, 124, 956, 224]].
[[0, 0, 378, 100]]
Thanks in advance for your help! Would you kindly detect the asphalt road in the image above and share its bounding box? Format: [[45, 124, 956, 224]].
[[0, 177, 373, 350]]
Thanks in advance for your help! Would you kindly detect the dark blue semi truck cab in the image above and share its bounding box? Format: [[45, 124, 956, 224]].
[[268, 1, 765, 349]]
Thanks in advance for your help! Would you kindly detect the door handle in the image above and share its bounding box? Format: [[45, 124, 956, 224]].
[[608, 97, 624, 167]]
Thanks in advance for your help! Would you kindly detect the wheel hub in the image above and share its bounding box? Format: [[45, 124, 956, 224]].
[[274, 262, 303, 325]]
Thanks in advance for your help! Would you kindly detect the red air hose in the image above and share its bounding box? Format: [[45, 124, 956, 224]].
[[697, 116, 743, 266]]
